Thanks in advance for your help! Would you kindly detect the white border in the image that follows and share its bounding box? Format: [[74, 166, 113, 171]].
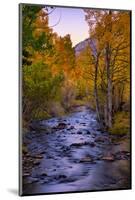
[[0, 0, 134, 199]]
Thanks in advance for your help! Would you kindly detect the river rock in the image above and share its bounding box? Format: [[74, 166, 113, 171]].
[[79, 156, 93, 163], [114, 151, 130, 160], [77, 131, 83, 134], [23, 173, 31, 177], [56, 122, 67, 129], [40, 172, 48, 177], [80, 122, 86, 126], [92, 133, 97, 138], [27, 177, 39, 184], [88, 142, 96, 147], [46, 155, 53, 159], [71, 143, 82, 147], [55, 174, 67, 180], [67, 126, 74, 130], [61, 146, 71, 152], [96, 128, 102, 132], [33, 159, 41, 165], [86, 130, 91, 134], [94, 136, 109, 143], [40, 151, 46, 154], [101, 155, 115, 161], [29, 121, 50, 132], [33, 154, 44, 159]]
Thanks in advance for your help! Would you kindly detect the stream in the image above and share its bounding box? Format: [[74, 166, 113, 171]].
[[22, 106, 131, 195]]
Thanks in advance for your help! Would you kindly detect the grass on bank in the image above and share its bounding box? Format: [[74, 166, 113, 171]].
[[109, 111, 130, 135]]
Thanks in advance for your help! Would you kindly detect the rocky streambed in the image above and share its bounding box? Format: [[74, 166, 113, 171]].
[[22, 106, 131, 195]]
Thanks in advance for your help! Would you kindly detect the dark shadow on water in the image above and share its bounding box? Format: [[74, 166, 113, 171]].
[[7, 188, 18, 196]]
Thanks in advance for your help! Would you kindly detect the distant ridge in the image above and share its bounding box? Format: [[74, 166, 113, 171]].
[[74, 38, 97, 57]]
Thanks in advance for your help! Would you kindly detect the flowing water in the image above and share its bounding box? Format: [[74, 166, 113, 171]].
[[22, 106, 131, 195]]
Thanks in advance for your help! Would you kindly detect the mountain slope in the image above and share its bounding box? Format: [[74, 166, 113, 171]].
[[74, 38, 97, 57]]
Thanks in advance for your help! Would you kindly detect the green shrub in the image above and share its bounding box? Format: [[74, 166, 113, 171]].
[[31, 108, 51, 120], [109, 111, 130, 135]]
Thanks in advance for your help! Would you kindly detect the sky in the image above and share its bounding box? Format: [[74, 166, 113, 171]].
[[47, 7, 89, 47]]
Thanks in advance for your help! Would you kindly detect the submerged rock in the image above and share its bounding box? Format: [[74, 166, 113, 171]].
[[79, 156, 94, 163]]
